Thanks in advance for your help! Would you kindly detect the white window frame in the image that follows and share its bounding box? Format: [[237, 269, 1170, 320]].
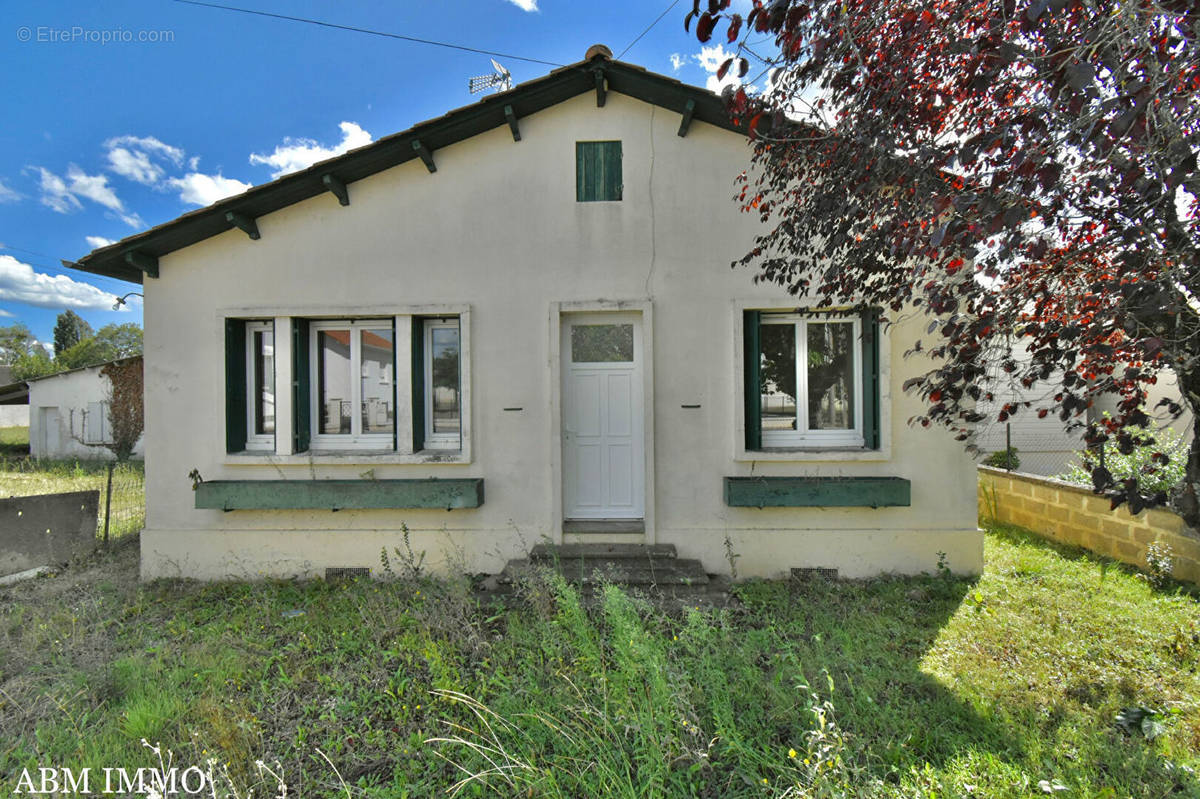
[[310, 319, 396, 451], [423, 317, 461, 450], [245, 320, 276, 452], [760, 313, 864, 449]]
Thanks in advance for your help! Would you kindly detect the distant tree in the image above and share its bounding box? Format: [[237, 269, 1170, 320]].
[[100, 359, 143, 462], [10, 347, 54, 381], [55, 337, 110, 371], [53, 310, 93, 355], [0, 323, 35, 365], [93, 323, 143, 359]]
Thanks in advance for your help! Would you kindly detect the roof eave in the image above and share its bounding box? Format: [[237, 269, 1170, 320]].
[[69, 57, 743, 285]]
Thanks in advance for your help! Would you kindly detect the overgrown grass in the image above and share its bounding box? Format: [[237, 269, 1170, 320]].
[[1, 525, 1198, 797], [0, 425, 29, 458], [0, 457, 145, 539]]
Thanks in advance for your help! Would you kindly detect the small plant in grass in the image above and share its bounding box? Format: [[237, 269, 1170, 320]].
[[1144, 541, 1175, 589], [379, 522, 425, 580]]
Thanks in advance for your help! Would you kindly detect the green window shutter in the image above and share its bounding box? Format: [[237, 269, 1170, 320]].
[[743, 310, 762, 451], [411, 316, 425, 452], [224, 319, 247, 454], [603, 141, 622, 200], [292, 318, 311, 453], [576, 141, 622, 201], [861, 309, 881, 450]]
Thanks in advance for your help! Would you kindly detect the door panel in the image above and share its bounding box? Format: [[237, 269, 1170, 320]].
[[562, 314, 644, 521]]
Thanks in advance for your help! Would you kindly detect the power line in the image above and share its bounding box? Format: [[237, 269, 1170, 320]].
[[617, 0, 680, 60], [173, 0, 564, 67]]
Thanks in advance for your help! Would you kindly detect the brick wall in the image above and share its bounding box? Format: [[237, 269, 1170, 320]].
[[978, 465, 1200, 584]]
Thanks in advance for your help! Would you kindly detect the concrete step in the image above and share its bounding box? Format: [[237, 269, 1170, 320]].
[[529, 543, 677, 561], [499, 554, 708, 587]]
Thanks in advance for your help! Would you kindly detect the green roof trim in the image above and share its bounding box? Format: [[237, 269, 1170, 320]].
[[70, 56, 744, 284]]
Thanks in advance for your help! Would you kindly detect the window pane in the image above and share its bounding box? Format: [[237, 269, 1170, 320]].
[[571, 324, 633, 362], [430, 326, 460, 436], [360, 328, 394, 435], [253, 329, 275, 435], [807, 322, 855, 430], [760, 323, 797, 431], [318, 330, 352, 434]]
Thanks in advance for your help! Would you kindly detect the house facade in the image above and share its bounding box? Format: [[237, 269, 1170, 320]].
[[74, 51, 981, 580], [26, 358, 144, 460]]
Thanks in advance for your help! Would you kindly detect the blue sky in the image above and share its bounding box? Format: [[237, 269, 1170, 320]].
[[0, 0, 747, 349]]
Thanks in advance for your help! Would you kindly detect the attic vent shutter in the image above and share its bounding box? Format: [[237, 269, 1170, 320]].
[[225, 319, 247, 453], [861, 309, 882, 450], [576, 141, 622, 201], [742, 310, 762, 451]]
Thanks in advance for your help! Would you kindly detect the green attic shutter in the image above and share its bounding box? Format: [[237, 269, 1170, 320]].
[[861, 309, 882, 449], [576, 141, 622, 201], [292, 318, 311, 453], [225, 319, 247, 453], [743, 310, 762, 451]]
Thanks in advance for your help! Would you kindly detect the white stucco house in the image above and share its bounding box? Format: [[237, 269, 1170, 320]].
[[71, 49, 981, 581], [26, 357, 145, 460]]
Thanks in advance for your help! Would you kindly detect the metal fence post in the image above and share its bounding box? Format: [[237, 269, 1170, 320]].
[[1005, 422, 1013, 471], [103, 462, 114, 546]]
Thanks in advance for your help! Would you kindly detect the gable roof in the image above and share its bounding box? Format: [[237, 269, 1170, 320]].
[[68, 53, 744, 285]]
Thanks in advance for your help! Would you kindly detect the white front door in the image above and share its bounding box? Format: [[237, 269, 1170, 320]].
[[40, 407, 59, 456], [562, 313, 644, 520]]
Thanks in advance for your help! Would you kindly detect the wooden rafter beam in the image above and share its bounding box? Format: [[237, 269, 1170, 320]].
[[594, 69, 606, 107], [412, 139, 437, 173], [225, 211, 260, 240], [123, 251, 159, 278], [504, 105, 521, 142], [677, 99, 696, 137], [322, 174, 350, 206]]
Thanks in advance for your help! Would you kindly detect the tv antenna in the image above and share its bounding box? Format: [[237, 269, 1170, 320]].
[[469, 58, 512, 94]]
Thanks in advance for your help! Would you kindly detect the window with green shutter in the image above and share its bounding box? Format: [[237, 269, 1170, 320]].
[[576, 141, 622, 202], [742, 309, 882, 450]]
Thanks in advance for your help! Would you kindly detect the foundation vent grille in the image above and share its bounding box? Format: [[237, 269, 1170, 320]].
[[325, 567, 370, 581], [791, 567, 839, 581]]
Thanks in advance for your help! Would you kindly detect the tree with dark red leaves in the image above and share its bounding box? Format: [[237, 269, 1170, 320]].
[[689, 0, 1200, 522]]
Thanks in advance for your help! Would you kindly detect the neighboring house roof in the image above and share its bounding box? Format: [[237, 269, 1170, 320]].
[[68, 51, 744, 285], [0, 380, 28, 405], [22, 356, 142, 384]]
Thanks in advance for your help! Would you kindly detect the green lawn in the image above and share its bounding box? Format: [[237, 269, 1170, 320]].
[[0, 425, 29, 458], [1, 525, 1197, 798], [0, 457, 145, 540]]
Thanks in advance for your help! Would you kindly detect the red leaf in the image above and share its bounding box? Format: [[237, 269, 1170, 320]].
[[748, 112, 764, 139], [696, 12, 717, 42], [727, 13, 743, 42], [738, 58, 750, 78], [717, 57, 733, 80]]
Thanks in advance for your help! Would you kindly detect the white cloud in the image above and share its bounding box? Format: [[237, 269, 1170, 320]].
[[0, 308, 13, 318], [669, 53, 687, 72], [0, 178, 19, 204], [696, 44, 743, 94], [35, 167, 81, 213], [0, 255, 118, 311], [105, 135, 185, 185], [249, 122, 373, 179], [34, 165, 139, 226], [504, 0, 538, 10], [85, 235, 116, 249], [166, 172, 252, 206]]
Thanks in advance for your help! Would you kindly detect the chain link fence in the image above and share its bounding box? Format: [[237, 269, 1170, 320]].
[[0, 458, 145, 542]]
